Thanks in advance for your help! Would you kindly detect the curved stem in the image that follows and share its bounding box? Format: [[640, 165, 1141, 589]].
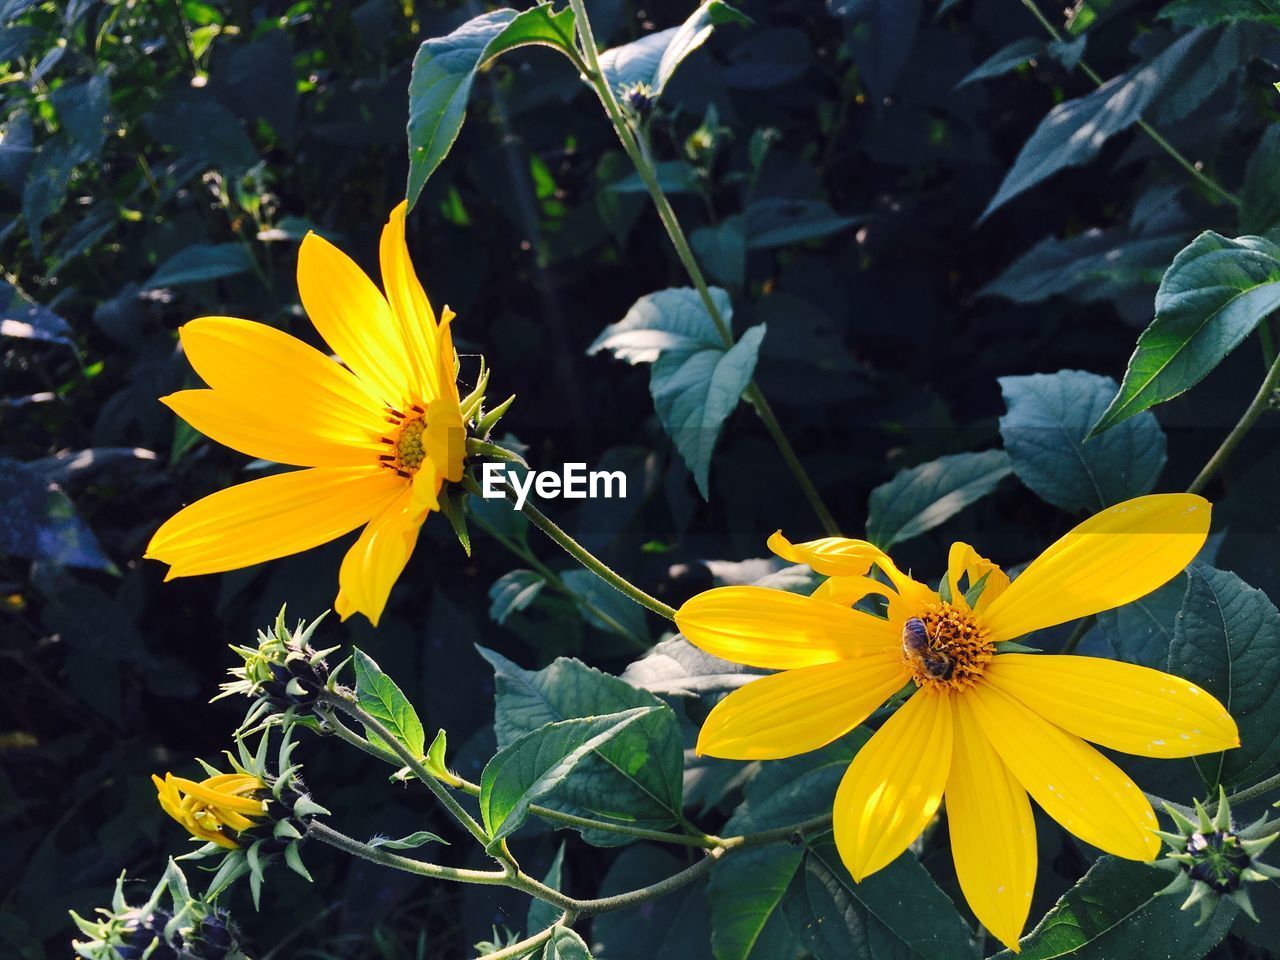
[[309, 821, 507, 885], [1018, 0, 1240, 208], [1187, 350, 1280, 495], [479, 915, 578, 960], [567, 0, 841, 536], [510, 485, 677, 621], [1224, 770, 1280, 809]]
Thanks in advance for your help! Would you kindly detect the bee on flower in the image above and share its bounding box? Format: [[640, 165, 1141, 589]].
[[145, 202, 512, 625], [675, 493, 1239, 952]]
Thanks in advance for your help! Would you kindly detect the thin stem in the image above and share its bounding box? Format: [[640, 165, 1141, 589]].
[[509, 485, 677, 621], [567, 0, 841, 536], [1058, 615, 1094, 655], [309, 821, 508, 886], [1018, 0, 1241, 207], [318, 692, 499, 859], [1187, 350, 1280, 495], [1224, 770, 1280, 809], [479, 915, 577, 960]]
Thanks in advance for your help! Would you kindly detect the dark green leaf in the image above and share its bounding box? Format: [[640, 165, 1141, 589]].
[[478, 647, 685, 837], [527, 843, 566, 936], [143, 90, 258, 173], [352, 647, 426, 759], [561, 568, 648, 642], [865, 449, 1012, 549], [1, 281, 73, 346], [598, 2, 750, 98], [406, 6, 578, 207], [540, 927, 594, 960], [991, 857, 1235, 959], [692, 216, 746, 287], [1158, 0, 1280, 26], [593, 846, 714, 960], [0, 110, 33, 192], [51, 74, 110, 161], [1091, 233, 1280, 433], [1093, 575, 1185, 665], [1169, 565, 1280, 791], [1240, 125, 1280, 234], [956, 37, 1044, 86], [743, 198, 858, 249], [478, 708, 653, 845], [489, 569, 546, 624], [22, 138, 75, 256], [999, 370, 1166, 513], [144, 243, 254, 289], [828, 0, 922, 100], [0, 459, 114, 571], [783, 839, 979, 960], [710, 847, 804, 960]]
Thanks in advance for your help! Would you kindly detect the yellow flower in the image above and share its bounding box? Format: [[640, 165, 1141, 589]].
[[145, 202, 466, 625], [676, 493, 1239, 952], [153, 771, 267, 850]]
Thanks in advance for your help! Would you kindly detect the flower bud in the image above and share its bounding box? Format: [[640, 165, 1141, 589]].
[[219, 607, 339, 723]]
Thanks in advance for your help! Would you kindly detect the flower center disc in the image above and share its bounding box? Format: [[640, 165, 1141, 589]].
[[902, 602, 993, 691], [379, 404, 430, 478]]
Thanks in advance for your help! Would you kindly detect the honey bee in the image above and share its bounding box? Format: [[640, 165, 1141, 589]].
[[902, 617, 954, 681]]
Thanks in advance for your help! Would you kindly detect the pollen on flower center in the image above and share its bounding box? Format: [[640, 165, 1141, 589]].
[[378, 403, 430, 478], [901, 602, 993, 691]]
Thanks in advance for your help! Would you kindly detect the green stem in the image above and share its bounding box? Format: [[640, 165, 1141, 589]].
[[1058, 615, 1095, 655], [567, 0, 841, 536], [1187, 350, 1280, 495], [1223, 770, 1280, 809], [319, 692, 501, 862], [308, 821, 508, 886], [1018, 0, 1241, 208], [479, 916, 577, 960], [508, 485, 677, 621]]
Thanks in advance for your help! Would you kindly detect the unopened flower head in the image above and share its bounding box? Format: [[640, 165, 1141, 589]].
[[145, 202, 512, 625], [675, 494, 1239, 952], [220, 607, 340, 726]]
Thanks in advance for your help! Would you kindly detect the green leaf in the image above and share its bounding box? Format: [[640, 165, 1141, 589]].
[[478, 647, 685, 838], [709, 847, 804, 960], [1091, 232, 1280, 434], [980, 29, 1225, 220], [352, 647, 426, 759], [540, 927, 594, 960], [406, 6, 578, 208], [998, 370, 1167, 514], [1240, 125, 1280, 235], [692, 216, 746, 287], [2, 281, 73, 347], [50, 73, 110, 162], [592, 846, 714, 959], [561, 568, 649, 642], [782, 838, 979, 960], [743, 198, 858, 249], [956, 37, 1044, 86], [367, 830, 448, 850], [828, 0, 922, 101], [478, 708, 653, 845], [598, 2, 750, 99], [143, 89, 258, 174], [1093, 575, 1185, 666], [0, 458, 113, 571], [991, 857, 1235, 959], [0, 111, 34, 193], [1169, 565, 1280, 792], [1158, 0, 1280, 27], [489, 569, 546, 624], [865, 450, 1012, 549], [144, 243, 254, 289], [588, 288, 761, 498]]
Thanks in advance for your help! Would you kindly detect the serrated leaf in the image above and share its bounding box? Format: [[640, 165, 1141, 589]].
[[598, 1, 750, 98], [998, 370, 1166, 514], [352, 647, 425, 759], [367, 830, 449, 850], [489, 569, 546, 624], [145, 243, 254, 289], [1091, 233, 1280, 434], [991, 856, 1235, 958], [865, 450, 1011, 549], [782, 838, 979, 960], [479, 708, 653, 845], [1169, 565, 1280, 792], [406, 6, 578, 207], [479, 647, 685, 839]]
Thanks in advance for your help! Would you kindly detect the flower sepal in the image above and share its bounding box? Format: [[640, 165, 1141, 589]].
[[220, 607, 338, 730]]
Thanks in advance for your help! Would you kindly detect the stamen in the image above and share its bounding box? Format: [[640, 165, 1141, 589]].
[[901, 602, 993, 691]]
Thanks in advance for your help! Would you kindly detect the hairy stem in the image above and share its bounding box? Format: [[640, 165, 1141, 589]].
[[1018, 0, 1241, 208], [1223, 770, 1280, 810], [1187, 351, 1280, 495], [309, 821, 508, 885], [478, 914, 578, 960], [566, 0, 841, 536]]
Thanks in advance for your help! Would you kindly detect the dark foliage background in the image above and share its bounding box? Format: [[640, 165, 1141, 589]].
[[3, 0, 1279, 957]]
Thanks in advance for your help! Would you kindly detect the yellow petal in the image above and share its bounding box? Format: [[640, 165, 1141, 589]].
[[947, 697, 1036, 953], [335, 489, 425, 626], [984, 654, 1238, 758], [833, 690, 953, 881], [162, 389, 379, 467], [380, 201, 440, 400], [980, 494, 1210, 642], [676, 585, 900, 670], [146, 467, 404, 578], [179, 317, 386, 431], [967, 682, 1159, 860], [813, 575, 919, 625], [696, 656, 909, 760], [298, 232, 415, 407], [435, 307, 462, 407], [767, 530, 880, 577], [947, 542, 1010, 615], [424, 401, 466, 484]]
